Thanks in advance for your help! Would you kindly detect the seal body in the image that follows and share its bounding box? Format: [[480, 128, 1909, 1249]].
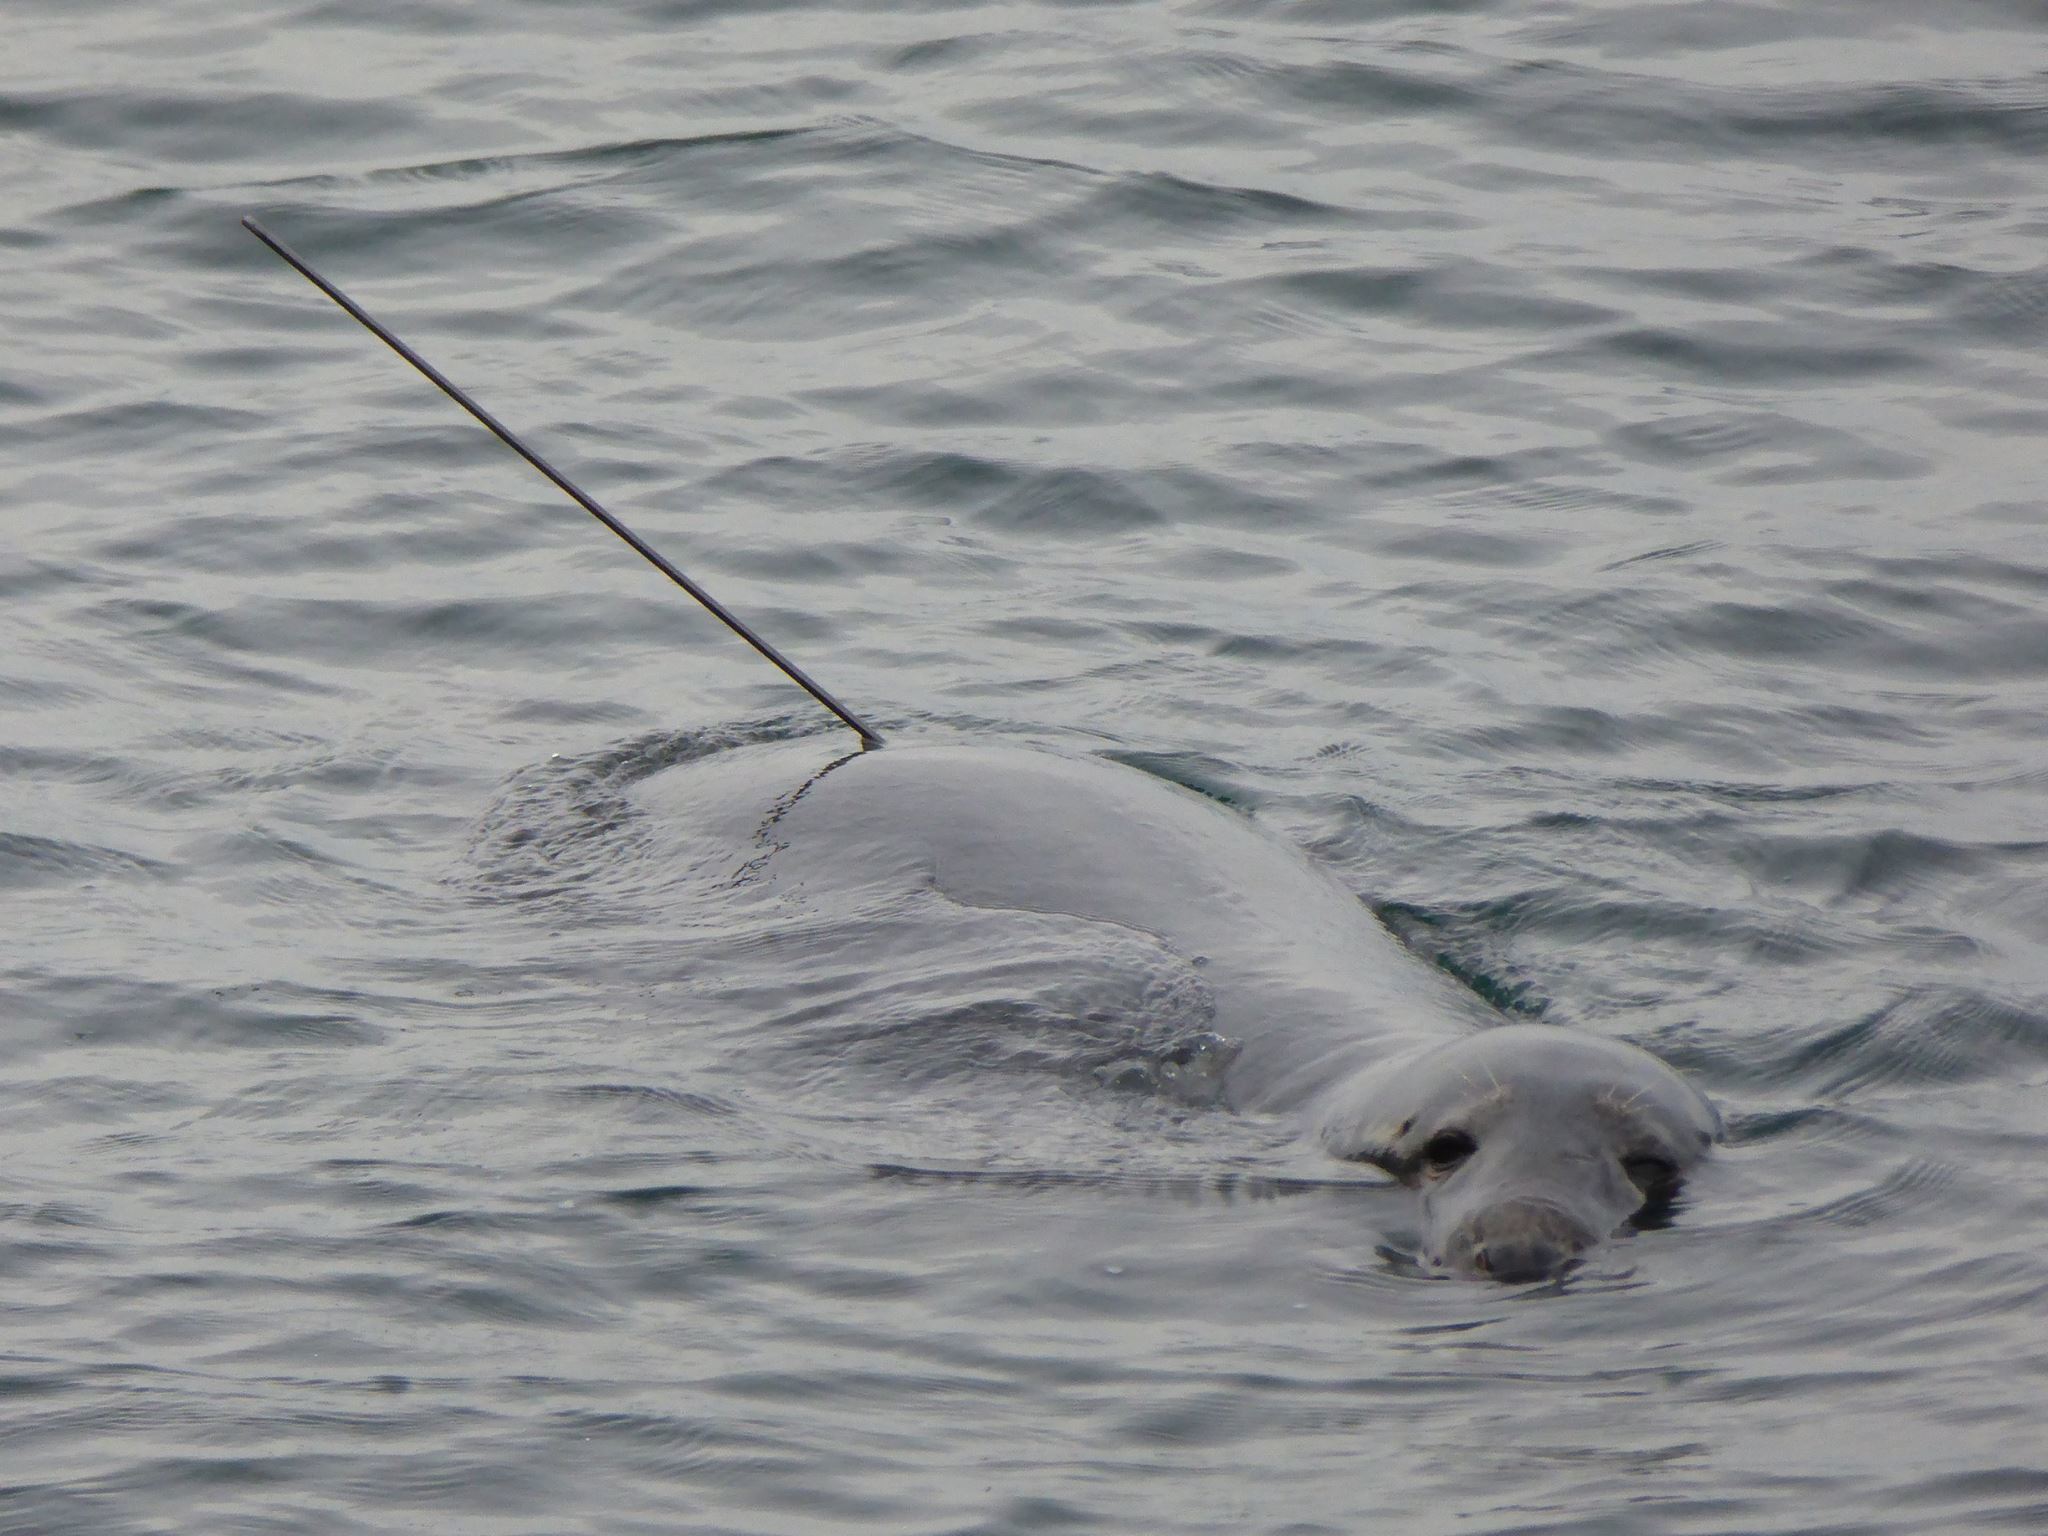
[[637, 738, 1718, 1280]]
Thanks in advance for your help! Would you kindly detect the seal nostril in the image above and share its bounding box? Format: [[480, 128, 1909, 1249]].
[[1471, 1238, 1566, 1284], [1449, 1198, 1600, 1282]]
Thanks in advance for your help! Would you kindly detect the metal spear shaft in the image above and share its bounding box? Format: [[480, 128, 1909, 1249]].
[[242, 215, 885, 750]]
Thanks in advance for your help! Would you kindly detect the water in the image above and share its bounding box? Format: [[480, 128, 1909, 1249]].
[[5, 0, 2047, 1530]]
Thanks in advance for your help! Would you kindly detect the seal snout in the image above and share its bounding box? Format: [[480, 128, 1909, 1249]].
[[1442, 1198, 1598, 1283]]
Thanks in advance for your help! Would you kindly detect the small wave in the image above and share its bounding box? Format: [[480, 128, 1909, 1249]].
[[0, 832, 169, 890], [1773, 989, 2048, 1097]]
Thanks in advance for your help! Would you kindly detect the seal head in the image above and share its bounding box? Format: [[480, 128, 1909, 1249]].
[[1317, 1025, 1720, 1281]]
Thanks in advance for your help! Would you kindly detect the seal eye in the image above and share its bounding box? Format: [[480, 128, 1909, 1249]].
[[1419, 1129, 1476, 1175], [1622, 1153, 1677, 1195]]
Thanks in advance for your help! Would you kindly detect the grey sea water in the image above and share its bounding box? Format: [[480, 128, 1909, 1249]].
[[5, 1, 2048, 1531]]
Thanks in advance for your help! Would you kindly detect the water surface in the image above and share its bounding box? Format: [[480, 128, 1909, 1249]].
[[4, 1, 2047, 1531]]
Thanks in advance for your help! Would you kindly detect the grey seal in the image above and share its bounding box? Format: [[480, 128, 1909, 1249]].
[[638, 737, 1719, 1281], [244, 224, 1716, 1279]]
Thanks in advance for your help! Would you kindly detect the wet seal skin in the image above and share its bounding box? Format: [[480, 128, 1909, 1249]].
[[636, 738, 1721, 1283]]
